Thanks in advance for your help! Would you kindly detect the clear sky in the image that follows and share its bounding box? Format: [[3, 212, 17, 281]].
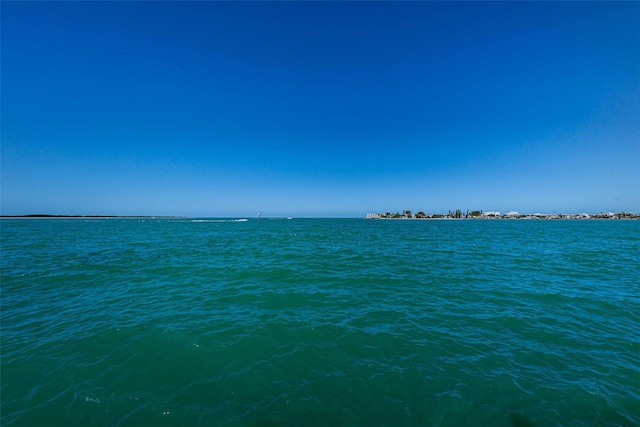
[[2, 1, 639, 217]]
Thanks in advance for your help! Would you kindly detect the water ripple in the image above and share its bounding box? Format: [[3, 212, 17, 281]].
[[1, 219, 639, 426]]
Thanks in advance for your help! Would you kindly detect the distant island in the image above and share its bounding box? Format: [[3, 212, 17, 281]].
[[0, 214, 185, 219], [366, 210, 640, 220]]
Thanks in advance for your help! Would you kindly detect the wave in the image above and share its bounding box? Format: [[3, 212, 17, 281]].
[[191, 219, 248, 223]]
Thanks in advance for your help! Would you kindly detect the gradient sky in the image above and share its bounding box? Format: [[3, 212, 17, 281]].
[[2, 1, 639, 217]]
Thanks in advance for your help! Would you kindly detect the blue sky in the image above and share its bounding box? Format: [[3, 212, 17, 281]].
[[2, 1, 639, 217]]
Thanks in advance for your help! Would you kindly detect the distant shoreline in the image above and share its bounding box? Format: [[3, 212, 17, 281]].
[[0, 215, 185, 219], [366, 211, 639, 220], [1, 213, 638, 220], [367, 216, 639, 220]]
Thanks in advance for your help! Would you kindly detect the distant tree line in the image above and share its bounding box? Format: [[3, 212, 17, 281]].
[[370, 210, 639, 220]]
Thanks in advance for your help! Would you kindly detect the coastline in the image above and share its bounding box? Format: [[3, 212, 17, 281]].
[[0, 215, 185, 219], [365, 211, 640, 220], [367, 217, 639, 220], [1, 213, 638, 220]]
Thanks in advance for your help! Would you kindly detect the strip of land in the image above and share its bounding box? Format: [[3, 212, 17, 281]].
[[0, 214, 184, 219], [366, 210, 639, 220]]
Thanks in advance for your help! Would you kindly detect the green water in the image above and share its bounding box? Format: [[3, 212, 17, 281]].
[[1, 218, 639, 426]]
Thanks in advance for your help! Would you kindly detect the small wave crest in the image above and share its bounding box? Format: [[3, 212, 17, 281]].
[[191, 219, 248, 223]]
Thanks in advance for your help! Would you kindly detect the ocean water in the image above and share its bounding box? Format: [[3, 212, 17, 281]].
[[1, 218, 638, 427]]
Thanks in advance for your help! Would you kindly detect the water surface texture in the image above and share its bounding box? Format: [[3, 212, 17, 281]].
[[2, 218, 639, 426]]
